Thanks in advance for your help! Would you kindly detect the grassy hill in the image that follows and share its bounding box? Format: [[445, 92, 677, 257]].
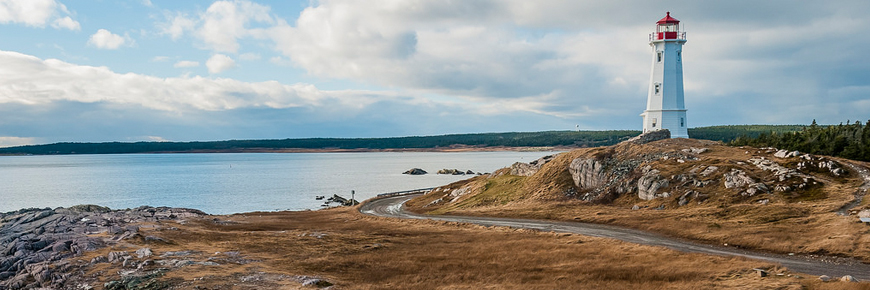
[[405, 137, 870, 263]]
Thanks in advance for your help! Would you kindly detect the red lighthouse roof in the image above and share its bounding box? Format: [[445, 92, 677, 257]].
[[657, 12, 680, 24]]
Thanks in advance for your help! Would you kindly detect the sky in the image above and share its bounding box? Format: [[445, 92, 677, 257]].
[[1, 0, 869, 146]]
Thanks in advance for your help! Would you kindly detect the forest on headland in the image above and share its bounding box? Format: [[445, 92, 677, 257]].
[[0, 125, 813, 156], [729, 120, 870, 162]]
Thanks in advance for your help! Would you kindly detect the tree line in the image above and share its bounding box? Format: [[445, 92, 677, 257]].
[[729, 120, 870, 162], [0, 125, 817, 155], [0, 131, 640, 155]]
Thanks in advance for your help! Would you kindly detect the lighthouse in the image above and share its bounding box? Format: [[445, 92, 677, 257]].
[[641, 12, 688, 138]]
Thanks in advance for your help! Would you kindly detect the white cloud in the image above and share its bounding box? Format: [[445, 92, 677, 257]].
[[197, 0, 272, 53], [146, 136, 168, 142], [50, 15, 79, 30], [268, 56, 291, 66], [0, 0, 79, 30], [151, 56, 170, 62], [0, 136, 37, 148], [0, 49, 323, 111], [173, 60, 199, 68], [141, 0, 153, 7], [206, 54, 236, 74], [159, 1, 273, 52], [87, 29, 129, 50], [160, 12, 195, 40], [239, 52, 260, 61]]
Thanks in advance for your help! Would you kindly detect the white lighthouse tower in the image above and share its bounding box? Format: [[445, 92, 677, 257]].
[[641, 12, 688, 138]]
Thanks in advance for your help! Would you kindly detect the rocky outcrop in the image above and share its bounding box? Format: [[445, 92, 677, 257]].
[[509, 155, 555, 177], [774, 149, 801, 158], [403, 168, 427, 175], [638, 168, 669, 200], [623, 129, 670, 145], [797, 155, 846, 177], [437, 169, 480, 175], [681, 147, 709, 154], [0, 205, 205, 289], [569, 158, 607, 189], [722, 169, 769, 197], [748, 157, 800, 181], [723, 169, 755, 189]]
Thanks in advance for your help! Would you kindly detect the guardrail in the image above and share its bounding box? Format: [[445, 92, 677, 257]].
[[376, 187, 436, 198]]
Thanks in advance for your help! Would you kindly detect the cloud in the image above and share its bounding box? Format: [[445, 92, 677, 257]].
[[196, 0, 272, 53], [141, 0, 153, 7], [0, 0, 79, 30], [248, 0, 870, 127], [146, 136, 168, 142], [151, 56, 170, 62], [0, 49, 581, 142], [51, 16, 79, 30], [206, 54, 236, 74], [173, 60, 199, 68], [0, 136, 37, 148], [160, 12, 195, 40], [87, 29, 130, 50], [0, 49, 352, 112], [238, 52, 260, 61]]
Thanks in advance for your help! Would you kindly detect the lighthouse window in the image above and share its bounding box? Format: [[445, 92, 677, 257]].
[[654, 83, 661, 94], [677, 51, 681, 62], [680, 118, 685, 127], [657, 51, 662, 62], [652, 118, 657, 128]]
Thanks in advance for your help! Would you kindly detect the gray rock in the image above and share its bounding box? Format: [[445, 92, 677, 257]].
[[840, 275, 858, 282], [508, 155, 556, 177], [437, 169, 464, 175], [819, 275, 831, 282], [108, 251, 128, 263], [699, 166, 718, 177], [723, 169, 755, 189], [1, 204, 206, 289], [90, 256, 108, 264], [569, 158, 608, 189], [682, 147, 709, 154], [638, 169, 668, 200], [624, 129, 670, 145], [137, 259, 154, 269], [402, 168, 427, 175], [135, 248, 152, 259]]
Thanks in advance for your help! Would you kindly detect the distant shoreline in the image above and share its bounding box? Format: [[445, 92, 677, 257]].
[[155, 145, 574, 154], [0, 126, 810, 156], [0, 145, 573, 156]]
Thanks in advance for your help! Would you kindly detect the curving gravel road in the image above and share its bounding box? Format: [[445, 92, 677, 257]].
[[360, 194, 870, 281]]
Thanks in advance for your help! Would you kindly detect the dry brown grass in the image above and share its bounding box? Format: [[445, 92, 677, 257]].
[[72, 207, 870, 289], [405, 139, 870, 263]]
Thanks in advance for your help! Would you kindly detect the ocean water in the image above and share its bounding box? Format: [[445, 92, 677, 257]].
[[0, 152, 558, 214]]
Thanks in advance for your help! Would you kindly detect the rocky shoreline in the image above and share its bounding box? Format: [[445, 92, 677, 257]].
[[0, 205, 205, 289]]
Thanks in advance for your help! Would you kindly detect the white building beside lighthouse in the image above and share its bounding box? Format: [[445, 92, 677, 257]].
[[641, 12, 688, 138]]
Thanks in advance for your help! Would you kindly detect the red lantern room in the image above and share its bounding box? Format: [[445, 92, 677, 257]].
[[654, 12, 684, 40]]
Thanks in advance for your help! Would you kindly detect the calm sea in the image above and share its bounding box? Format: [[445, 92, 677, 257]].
[[0, 152, 557, 214]]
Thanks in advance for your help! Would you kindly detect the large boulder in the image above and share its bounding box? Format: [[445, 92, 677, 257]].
[[637, 169, 668, 200], [569, 158, 608, 189]]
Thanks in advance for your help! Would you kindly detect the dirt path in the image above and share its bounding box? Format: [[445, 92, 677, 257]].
[[361, 194, 870, 281], [838, 162, 870, 216]]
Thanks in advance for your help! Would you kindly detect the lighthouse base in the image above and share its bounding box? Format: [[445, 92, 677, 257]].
[[640, 110, 688, 139]]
